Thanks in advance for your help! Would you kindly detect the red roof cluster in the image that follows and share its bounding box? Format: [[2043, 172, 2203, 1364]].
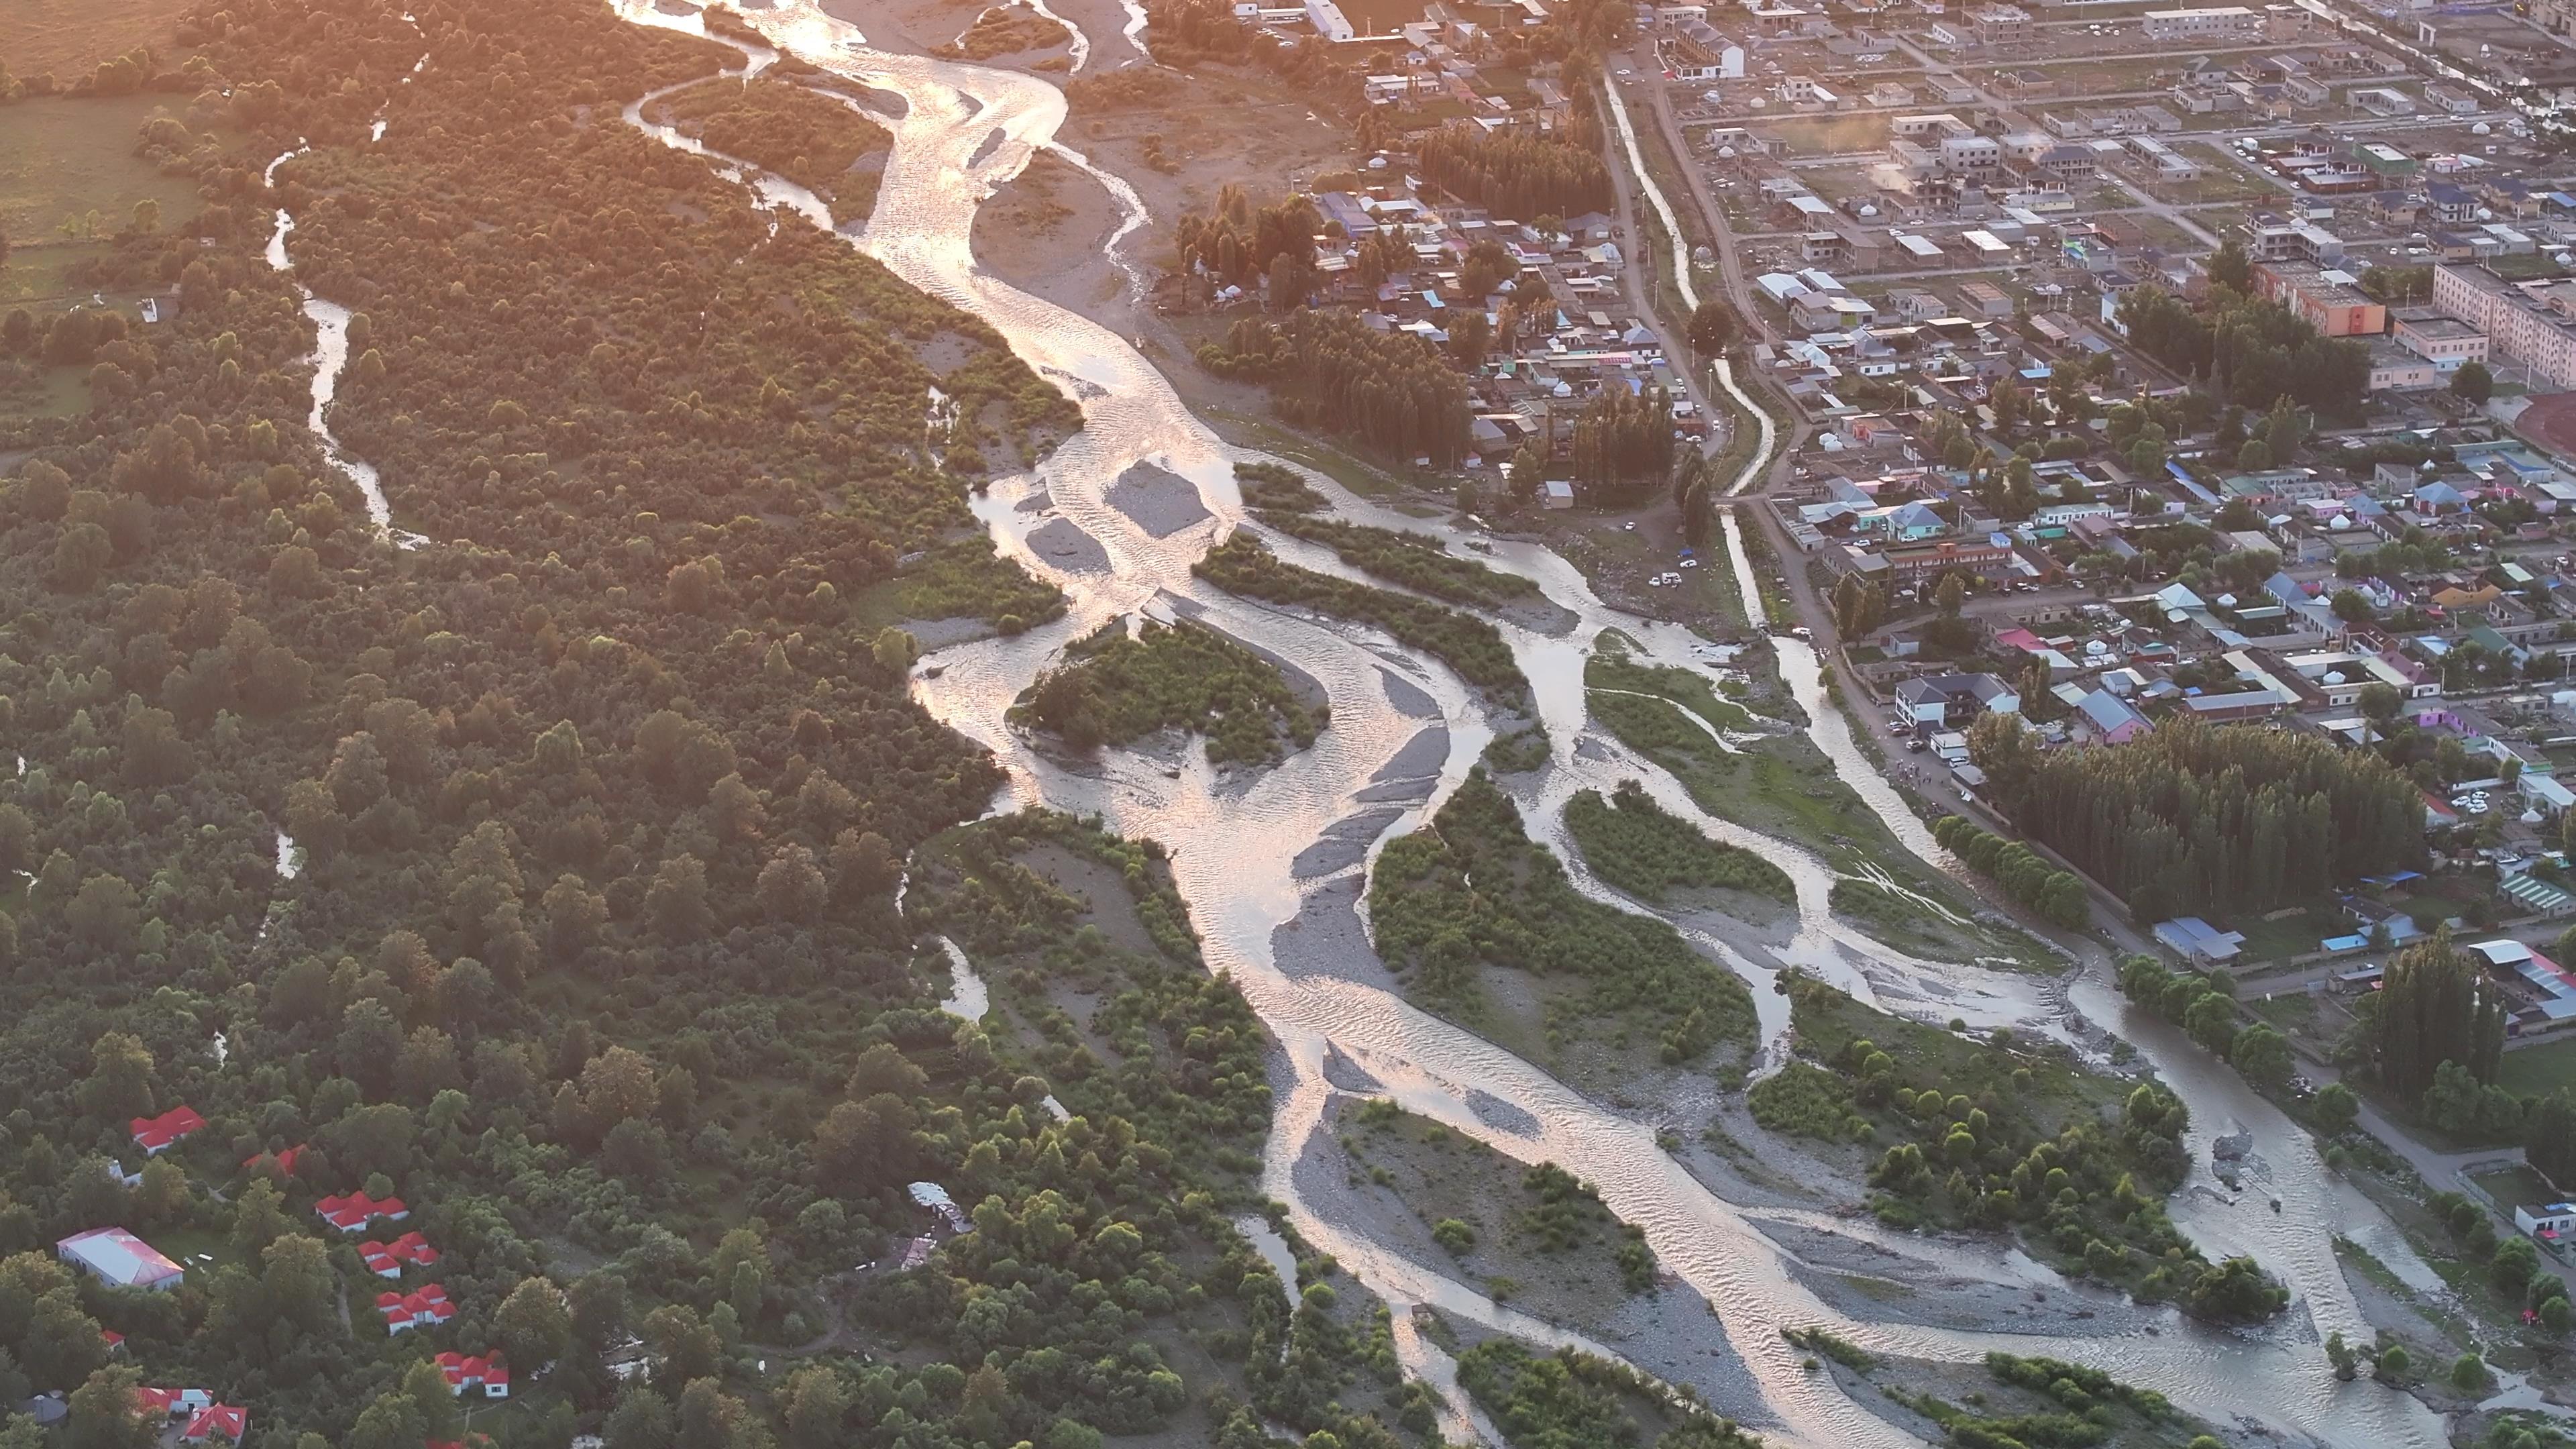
[[377, 1284, 453, 1333], [241, 1144, 305, 1177], [180, 1403, 247, 1443], [136, 1388, 213, 1419], [433, 1351, 508, 1397], [360, 1232, 440, 1278], [129, 1107, 207, 1155], [316, 1191, 409, 1232]]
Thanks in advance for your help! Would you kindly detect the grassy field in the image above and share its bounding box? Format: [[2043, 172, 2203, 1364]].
[[0, 93, 218, 307], [0, 0, 193, 79], [2224, 906, 2335, 964], [2499, 1036, 2576, 1099], [2471, 1162, 2561, 1214]]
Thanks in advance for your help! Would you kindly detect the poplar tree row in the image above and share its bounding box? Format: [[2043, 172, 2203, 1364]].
[[1416, 120, 1613, 221], [1968, 716, 2422, 922], [1199, 309, 1472, 465]]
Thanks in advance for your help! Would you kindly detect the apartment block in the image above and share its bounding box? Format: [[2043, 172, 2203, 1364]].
[[2252, 263, 2385, 337], [2142, 5, 2262, 40], [2431, 264, 2576, 391]]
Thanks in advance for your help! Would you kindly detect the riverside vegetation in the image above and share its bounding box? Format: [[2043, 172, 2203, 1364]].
[[1752, 979, 2287, 1324], [1336, 1098, 1657, 1324], [1562, 781, 1794, 908], [1191, 531, 1550, 767], [1455, 1338, 1762, 1449], [1234, 461, 1544, 611], [1780, 1336, 2226, 1449], [1368, 771, 1757, 1079], [0, 0, 1433, 1444], [644, 74, 892, 226], [1011, 616, 1325, 763]]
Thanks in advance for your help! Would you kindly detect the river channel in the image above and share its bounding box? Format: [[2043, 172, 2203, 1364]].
[[584, 3, 2451, 1444]]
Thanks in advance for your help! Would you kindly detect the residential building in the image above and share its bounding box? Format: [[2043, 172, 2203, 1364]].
[[2252, 262, 2385, 336], [56, 1228, 186, 1291], [1882, 533, 2015, 580], [1957, 280, 2014, 319], [129, 1106, 206, 1155], [1972, 3, 2032, 41], [2248, 221, 2345, 266], [2431, 264, 2576, 391], [179, 1405, 248, 1445], [1893, 672, 2021, 727], [2075, 688, 2151, 743], [1938, 134, 2003, 174], [2353, 86, 2416, 116], [2392, 307, 2490, 372], [378, 1284, 456, 1333], [315, 1191, 411, 1233], [2142, 6, 2261, 40], [2369, 342, 2438, 391], [434, 1352, 512, 1399]]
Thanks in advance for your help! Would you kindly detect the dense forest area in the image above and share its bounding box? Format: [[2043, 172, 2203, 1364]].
[[1415, 117, 1613, 222], [1198, 309, 1472, 466], [1967, 716, 2423, 921], [1369, 771, 1756, 1068], [646, 74, 892, 227], [0, 0, 1440, 1445], [1010, 616, 1324, 763]]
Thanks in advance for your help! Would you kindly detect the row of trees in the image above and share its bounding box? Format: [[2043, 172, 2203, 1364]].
[[1967, 716, 2423, 922], [1198, 309, 1471, 464], [1929, 816, 2088, 928], [1416, 119, 1612, 221], [1173, 186, 1321, 298], [1558, 384, 1675, 503]]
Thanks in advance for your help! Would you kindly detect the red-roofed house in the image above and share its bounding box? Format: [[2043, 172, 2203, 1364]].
[[242, 1144, 306, 1177], [136, 1388, 213, 1419], [358, 1233, 438, 1279], [180, 1403, 248, 1444], [433, 1352, 509, 1398], [378, 1285, 454, 1334], [316, 1192, 410, 1233], [129, 1107, 207, 1155]]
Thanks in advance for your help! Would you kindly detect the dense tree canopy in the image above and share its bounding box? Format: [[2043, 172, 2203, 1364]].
[[2116, 284, 2370, 417], [1417, 118, 1613, 221], [1969, 716, 2422, 921], [0, 1, 1435, 1446]]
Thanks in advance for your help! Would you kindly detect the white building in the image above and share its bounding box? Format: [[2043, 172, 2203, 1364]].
[[57, 1228, 185, 1291], [2141, 6, 2261, 40], [1305, 0, 1356, 40]]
